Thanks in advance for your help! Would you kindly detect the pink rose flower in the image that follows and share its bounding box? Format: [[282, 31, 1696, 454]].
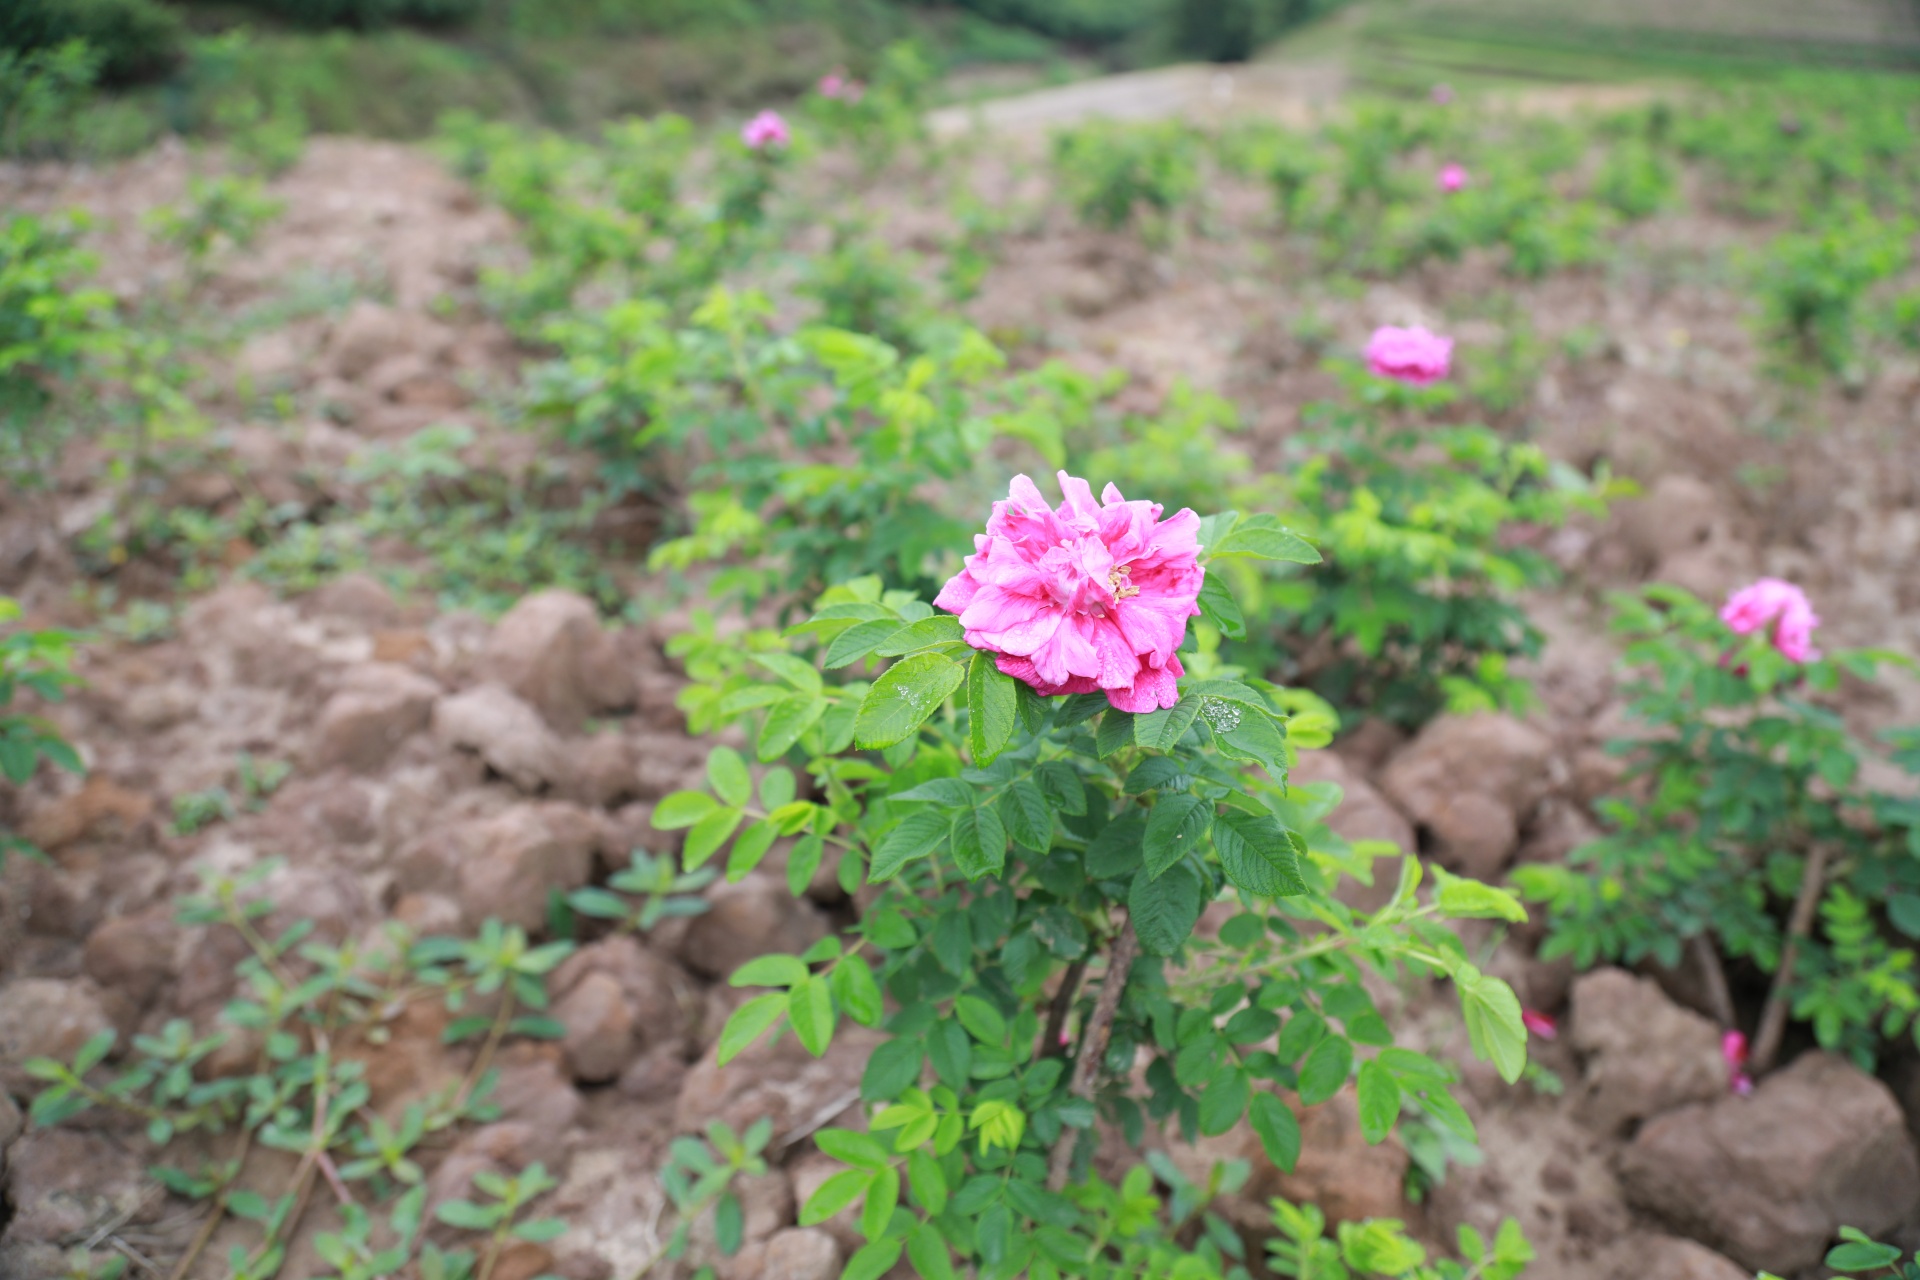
[[1365, 325, 1453, 386], [741, 110, 790, 150], [1432, 83, 1454, 105], [1439, 163, 1468, 193], [1720, 578, 1821, 663], [1521, 1008, 1558, 1040], [934, 472, 1203, 714], [819, 72, 845, 97]]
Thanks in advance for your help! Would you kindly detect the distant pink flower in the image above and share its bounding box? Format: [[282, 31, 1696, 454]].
[[1365, 325, 1453, 386], [1521, 1008, 1558, 1041], [1721, 1029, 1753, 1095], [934, 472, 1203, 714], [818, 71, 865, 102], [1432, 83, 1454, 105], [1720, 578, 1821, 663], [741, 110, 790, 150], [1439, 163, 1468, 193]]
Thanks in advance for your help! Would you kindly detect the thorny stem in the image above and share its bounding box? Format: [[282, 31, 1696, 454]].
[[1691, 933, 1737, 1029], [1046, 914, 1138, 1193], [1752, 843, 1831, 1075], [1041, 959, 1088, 1060]]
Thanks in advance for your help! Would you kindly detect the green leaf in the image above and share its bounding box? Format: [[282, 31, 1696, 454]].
[[855, 654, 965, 749], [1825, 1230, 1903, 1272], [759, 695, 826, 761], [1355, 1058, 1401, 1144], [726, 819, 779, 881], [860, 1164, 900, 1241], [825, 619, 902, 669], [751, 652, 825, 695], [870, 810, 950, 882], [801, 1169, 873, 1225], [833, 956, 884, 1027], [652, 790, 718, 829], [876, 615, 965, 656], [1459, 967, 1528, 1084], [1212, 810, 1308, 898], [1133, 697, 1203, 751], [907, 1220, 957, 1280], [1434, 872, 1529, 923], [787, 834, 825, 897], [1096, 708, 1134, 759], [731, 955, 809, 988], [1129, 862, 1203, 957], [708, 748, 753, 808], [1211, 515, 1320, 563], [906, 1149, 948, 1215], [1084, 813, 1146, 879], [844, 1238, 905, 1280], [682, 807, 745, 871], [950, 803, 1007, 880], [1211, 704, 1291, 780], [999, 777, 1052, 852], [1195, 573, 1246, 639], [1249, 1092, 1301, 1173], [512, 1218, 569, 1244], [72, 1028, 114, 1075], [815, 1128, 893, 1170], [1198, 1068, 1251, 1136], [717, 992, 786, 1066], [862, 1037, 924, 1101], [788, 977, 836, 1057], [1297, 1035, 1353, 1107], [435, 1199, 496, 1231], [1143, 793, 1212, 879], [967, 650, 1019, 765], [955, 994, 1008, 1045]]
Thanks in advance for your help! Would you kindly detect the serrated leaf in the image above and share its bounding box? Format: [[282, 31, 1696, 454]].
[[967, 651, 1019, 765], [815, 1127, 893, 1169], [1085, 813, 1146, 879], [955, 994, 1008, 1045], [870, 810, 949, 882], [1133, 696, 1204, 751], [1197, 1068, 1250, 1136], [950, 803, 1007, 880], [855, 654, 965, 749], [759, 694, 826, 761], [1196, 573, 1246, 639], [727, 819, 780, 881], [998, 777, 1052, 852], [1297, 1035, 1353, 1106], [825, 619, 903, 669], [1147, 796, 1214, 885], [1211, 515, 1320, 563], [862, 1037, 924, 1101], [875, 615, 965, 656], [1434, 872, 1529, 923], [1355, 1058, 1401, 1144], [1096, 708, 1134, 758], [1249, 1092, 1301, 1172], [1459, 967, 1528, 1084], [1212, 809, 1308, 898], [1129, 862, 1202, 957], [833, 956, 884, 1027]]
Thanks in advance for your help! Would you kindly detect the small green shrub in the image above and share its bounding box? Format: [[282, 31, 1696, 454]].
[[0, 600, 84, 859], [1516, 586, 1920, 1069], [0, 39, 101, 158], [0, 213, 122, 484], [0, 0, 184, 85], [1753, 209, 1910, 383], [146, 175, 286, 268], [1052, 121, 1204, 244]]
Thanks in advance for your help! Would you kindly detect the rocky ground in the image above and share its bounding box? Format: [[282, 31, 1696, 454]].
[[2, 111, 1919, 1280]]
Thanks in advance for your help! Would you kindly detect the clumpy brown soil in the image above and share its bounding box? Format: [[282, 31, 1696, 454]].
[[1, 102, 1918, 1280]]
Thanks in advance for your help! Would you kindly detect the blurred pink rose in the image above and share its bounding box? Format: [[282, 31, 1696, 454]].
[[741, 110, 790, 150], [1365, 325, 1453, 386], [1720, 578, 1821, 663]]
